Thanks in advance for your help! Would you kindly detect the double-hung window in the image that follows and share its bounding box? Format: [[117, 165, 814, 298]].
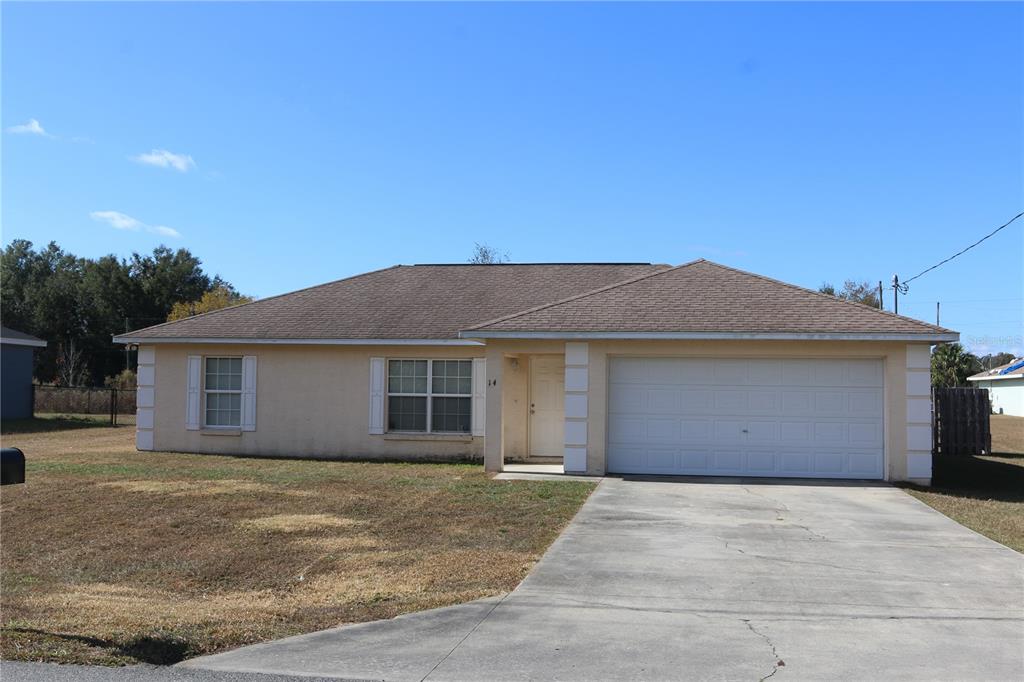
[[387, 359, 472, 433], [204, 357, 242, 427]]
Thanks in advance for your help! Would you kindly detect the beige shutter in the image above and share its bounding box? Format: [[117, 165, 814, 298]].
[[186, 355, 201, 430], [471, 357, 486, 437], [369, 357, 385, 434], [241, 355, 257, 432]]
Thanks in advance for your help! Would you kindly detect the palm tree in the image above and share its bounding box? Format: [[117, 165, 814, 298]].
[[930, 343, 980, 388]]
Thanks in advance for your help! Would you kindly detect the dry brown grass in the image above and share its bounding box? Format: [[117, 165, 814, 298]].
[[903, 415, 1024, 553], [991, 414, 1024, 455], [0, 420, 594, 665]]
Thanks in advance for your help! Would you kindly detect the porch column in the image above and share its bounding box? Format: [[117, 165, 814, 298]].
[[564, 342, 589, 473], [484, 345, 504, 472]]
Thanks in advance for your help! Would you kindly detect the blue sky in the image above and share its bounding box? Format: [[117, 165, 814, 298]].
[[3, 2, 1022, 354]]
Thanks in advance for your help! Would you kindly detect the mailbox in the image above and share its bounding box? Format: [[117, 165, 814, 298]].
[[1, 448, 25, 485]]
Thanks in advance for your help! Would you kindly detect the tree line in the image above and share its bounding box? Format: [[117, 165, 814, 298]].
[[1, 239, 249, 386]]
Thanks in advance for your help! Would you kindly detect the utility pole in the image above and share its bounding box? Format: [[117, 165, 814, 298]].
[[892, 274, 900, 315], [877, 281, 884, 310], [936, 302, 940, 327]]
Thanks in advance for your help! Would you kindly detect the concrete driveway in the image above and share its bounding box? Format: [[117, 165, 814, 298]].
[[182, 478, 1024, 681]]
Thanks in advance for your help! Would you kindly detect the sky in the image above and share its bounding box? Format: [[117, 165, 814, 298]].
[[3, 2, 1022, 354]]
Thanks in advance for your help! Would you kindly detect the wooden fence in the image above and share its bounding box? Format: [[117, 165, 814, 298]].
[[932, 387, 991, 456]]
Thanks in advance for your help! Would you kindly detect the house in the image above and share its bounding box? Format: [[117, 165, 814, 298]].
[[967, 358, 1024, 416], [113, 260, 957, 485], [1, 326, 46, 420]]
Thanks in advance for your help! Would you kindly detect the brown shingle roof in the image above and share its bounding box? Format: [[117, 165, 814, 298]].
[[465, 260, 955, 337], [119, 263, 667, 340]]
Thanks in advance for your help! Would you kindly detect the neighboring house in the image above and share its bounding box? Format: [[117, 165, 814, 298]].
[[114, 260, 957, 485], [1, 326, 46, 420], [967, 358, 1024, 416]]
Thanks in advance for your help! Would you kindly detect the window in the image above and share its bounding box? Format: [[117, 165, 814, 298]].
[[387, 359, 472, 433], [204, 357, 242, 427]]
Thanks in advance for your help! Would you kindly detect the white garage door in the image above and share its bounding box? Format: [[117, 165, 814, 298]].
[[608, 358, 885, 479]]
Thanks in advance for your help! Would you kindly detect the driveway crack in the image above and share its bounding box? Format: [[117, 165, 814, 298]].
[[743, 619, 785, 681], [420, 595, 508, 681]]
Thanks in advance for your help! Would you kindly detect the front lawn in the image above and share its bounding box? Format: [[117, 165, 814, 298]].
[[0, 420, 595, 665], [902, 414, 1024, 553]]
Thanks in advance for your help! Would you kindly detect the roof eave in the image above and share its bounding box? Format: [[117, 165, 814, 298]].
[[113, 336, 484, 346], [459, 330, 960, 342]]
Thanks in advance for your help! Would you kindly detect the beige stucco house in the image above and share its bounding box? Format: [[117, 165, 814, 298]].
[[115, 260, 956, 485]]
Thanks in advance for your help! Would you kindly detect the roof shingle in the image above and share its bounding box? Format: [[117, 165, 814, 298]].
[[121, 263, 667, 340], [465, 260, 954, 337]]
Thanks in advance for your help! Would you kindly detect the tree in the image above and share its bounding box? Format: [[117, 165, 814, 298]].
[[168, 285, 254, 321], [819, 280, 881, 309], [977, 352, 1016, 371], [468, 243, 509, 264], [54, 339, 87, 387], [1, 239, 241, 385], [931, 343, 981, 388]]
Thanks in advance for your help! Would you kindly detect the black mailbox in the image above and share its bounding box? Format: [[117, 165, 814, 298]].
[[1, 448, 25, 485]]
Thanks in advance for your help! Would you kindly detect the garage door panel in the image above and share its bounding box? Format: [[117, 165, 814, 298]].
[[849, 391, 883, 416], [715, 390, 748, 411], [713, 450, 743, 472], [681, 420, 712, 441], [609, 358, 648, 383], [746, 421, 779, 442], [609, 386, 644, 412], [849, 452, 883, 475], [748, 360, 783, 385], [648, 389, 680, 412], [608, 358, 884, 480], [608, 416, 645, 441], [647, 419, 681, 441], [781, 390, 813, 414], [781, 359, 814, 385], [814, 452, 846, 474], [847, 359, 885, 386], [681, 450, 710, 470], [748, 390, 779, 412], [746, 451, 777, 473], [713, 360, 748, 385], [681, 389, 714, 412]]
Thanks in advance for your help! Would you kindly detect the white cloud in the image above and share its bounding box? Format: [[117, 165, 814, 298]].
[[149, 224, 182, 238], [90, 210, 181, 238], [6, 118, 52, 137], [132, 149, 196, 172], [90, 210, 142, 231]]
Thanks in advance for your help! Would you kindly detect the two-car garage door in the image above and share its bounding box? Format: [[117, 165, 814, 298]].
[[607, 358, 884, 479]]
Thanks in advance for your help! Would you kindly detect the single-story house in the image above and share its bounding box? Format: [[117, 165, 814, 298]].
[[967, 358, 1024, 416], [1, 326, 46, 420], [114, 260, 957, 485]]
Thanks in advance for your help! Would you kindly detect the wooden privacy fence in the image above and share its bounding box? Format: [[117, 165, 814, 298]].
[[932, 387, 991, 456]]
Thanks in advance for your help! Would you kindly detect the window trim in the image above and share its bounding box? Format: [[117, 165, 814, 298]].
[[203, 356, 243, 429], [386, 358, 473, 434]]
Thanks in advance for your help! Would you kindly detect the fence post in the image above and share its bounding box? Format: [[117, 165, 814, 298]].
[[111, 388, 117, 426], [31, 384, 36, 418]]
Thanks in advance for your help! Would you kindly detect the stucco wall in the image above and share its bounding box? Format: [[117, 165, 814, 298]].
[[482, 339, 929, 483], [1, 343, 35, 420], [146, 344, 485, 460], [974, 378, 1024, 417]]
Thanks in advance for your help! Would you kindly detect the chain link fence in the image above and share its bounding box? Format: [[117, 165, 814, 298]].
[[33, 385, 137, 426]]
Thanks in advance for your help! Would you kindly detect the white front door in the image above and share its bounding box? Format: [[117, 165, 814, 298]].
[[529, 356, 565, 458], [607, 357, 885, 479]]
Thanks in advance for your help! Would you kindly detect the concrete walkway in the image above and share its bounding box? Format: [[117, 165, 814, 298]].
[[182, 477, 1024, 681]]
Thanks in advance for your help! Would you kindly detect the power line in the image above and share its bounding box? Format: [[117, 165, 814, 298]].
[[895, 210, 1023, 292]]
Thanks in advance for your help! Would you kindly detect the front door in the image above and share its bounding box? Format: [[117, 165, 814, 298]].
[[529, 355, 565, 458]]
